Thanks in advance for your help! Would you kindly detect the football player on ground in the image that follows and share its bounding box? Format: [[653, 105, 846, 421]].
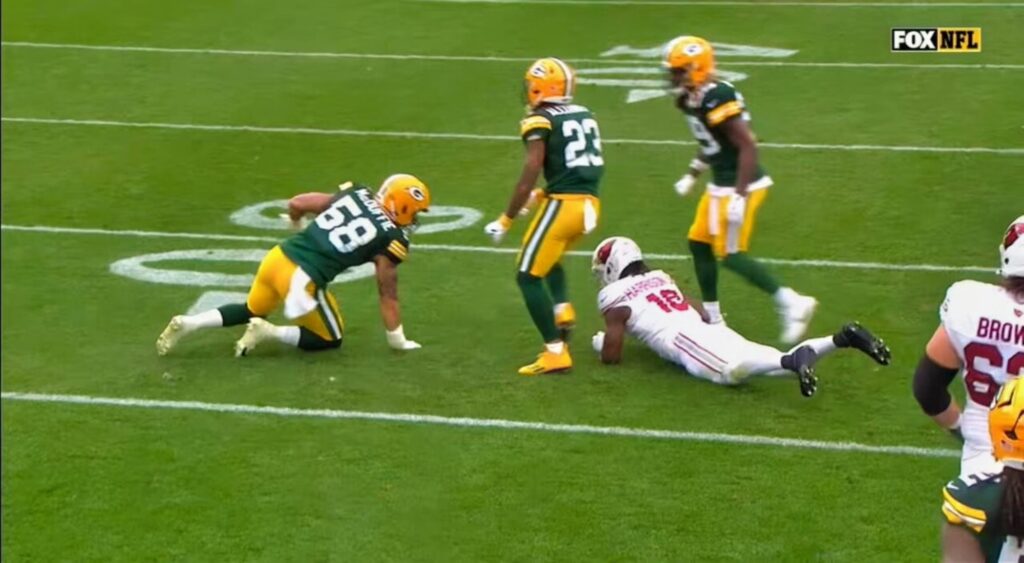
[[914, 215, 1024, 477], [484, 57, 604, 376], [590, 237, 890, 396], [941, 377, 1024, 562], [663, 36, 817, 344], [156, 175, 431, 357]]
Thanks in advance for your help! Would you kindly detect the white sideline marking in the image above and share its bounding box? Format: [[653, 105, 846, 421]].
[[3, 40, 1022, 70], [425, 0, 1024, 6], [0, 391, 960, 459], [4, 117, 1022, 155], [0, 223, 995, 274]]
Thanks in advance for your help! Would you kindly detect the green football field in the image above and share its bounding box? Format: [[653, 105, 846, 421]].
[[3, 0, 1023, 560]]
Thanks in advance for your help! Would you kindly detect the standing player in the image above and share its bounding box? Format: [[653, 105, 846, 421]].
[[590, 237, 890, 396], [941, 377, 1024, 562], [913, 215, 1024, 477], [664, 35, 816, 344], [484, 57, 604, 376], [156, 175, 430, 357]]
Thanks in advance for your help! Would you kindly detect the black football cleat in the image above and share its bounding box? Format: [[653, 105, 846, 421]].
[[785, 345, 819, 398], [836, 322, 892, 366]]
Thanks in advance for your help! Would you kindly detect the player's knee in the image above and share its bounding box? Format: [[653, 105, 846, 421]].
[[516, 271, 542, 288], [297, 328, 343, 352], [721, 252, 745, 270]]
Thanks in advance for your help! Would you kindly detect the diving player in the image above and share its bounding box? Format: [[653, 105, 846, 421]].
[[156, 174, 431, 357], [590, 236, 891, 397], [664, 35, 817, 344], [484, 57, 604, 376]]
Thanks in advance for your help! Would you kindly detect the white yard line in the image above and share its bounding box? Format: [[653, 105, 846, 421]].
[[4, 117, 1022, 155], [0, 391, 959, 459], [0, 223, 995, 274], [423, 0, 1024, 7], [2, 41, 1021, 70]]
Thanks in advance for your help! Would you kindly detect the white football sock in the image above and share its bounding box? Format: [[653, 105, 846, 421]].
[[703, 301, 723, 323], [773, 287, 800, 307], [545, 341, 565, 355], [272, 325, 301, 347], [792, 336, 837, 358], [182, 309, 224, 330]]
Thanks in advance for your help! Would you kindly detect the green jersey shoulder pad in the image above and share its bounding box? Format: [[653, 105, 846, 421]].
[[701, 82, 744, 127], [943, 472, 1003, 534]]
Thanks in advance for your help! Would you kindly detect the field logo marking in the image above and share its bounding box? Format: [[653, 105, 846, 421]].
[[1, 391, 961, 459]]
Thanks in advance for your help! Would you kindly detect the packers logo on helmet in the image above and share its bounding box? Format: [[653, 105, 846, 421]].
[[524, 57, 576, 108], [990, 377, 1024, 469], [377, 174, 431, 228], [662, 36, 716, 89]]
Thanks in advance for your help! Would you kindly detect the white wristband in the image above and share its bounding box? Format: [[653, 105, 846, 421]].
[[386, 325, 407, 348], [689, 158, 709, 173]]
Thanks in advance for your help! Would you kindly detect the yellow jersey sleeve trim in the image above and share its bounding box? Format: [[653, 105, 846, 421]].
[[387, 240, 409, 261], [520, 115, 552, 137], [942, 489, 986, 533], [706, 101, 743, 127]]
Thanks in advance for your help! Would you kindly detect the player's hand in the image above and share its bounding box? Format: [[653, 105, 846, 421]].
[[279, 213, 308, 231], [726, 193, 747, 224], [592, 331, 605, 354], [484, 215, 513, 244], [519, 188, 546, 216], [674, 174, 697, 197]]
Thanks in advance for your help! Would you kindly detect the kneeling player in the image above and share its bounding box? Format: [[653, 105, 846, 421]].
[[156, 174, 430, 356], [590, 237, 891, 396]]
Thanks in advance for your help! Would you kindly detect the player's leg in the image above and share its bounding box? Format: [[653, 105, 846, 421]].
[[546, 264, 575, 338], [718, 189, 817, 344], [156, 247, 280, 355], [790, 322, 891, 366], [516, 198, 578, 375], [687, 192, 723, 323], [237, 284, 344, 356]]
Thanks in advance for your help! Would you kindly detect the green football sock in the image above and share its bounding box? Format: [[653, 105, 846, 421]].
[[217, 303, 254, 327], [298, 328, 342, 351], [517, 272, 560, 343], [688, 240, 719, 302], [722, 252, 781, 295], [545, 263, 569, 304]]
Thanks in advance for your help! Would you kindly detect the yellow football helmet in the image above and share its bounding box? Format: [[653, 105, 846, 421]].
[[524, 57, 575, 108], [377, 174, 431, 227], [990, 377, 1024, 468], [662, 36, 716, 89]]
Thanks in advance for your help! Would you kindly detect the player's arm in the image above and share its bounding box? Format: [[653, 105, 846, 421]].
[[597, 306, 632, 364], [913, 325, 964, 440], [287, 192, 335, 221], [720, 117, 758, 197], [675, 152, 708, 197], [941, 523, 984, 563], [505, 139, 546, 219], [373, 253, 420, 351]]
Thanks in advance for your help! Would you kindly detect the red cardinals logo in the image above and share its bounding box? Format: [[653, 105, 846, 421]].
[[1005, 223, 1024, 249]]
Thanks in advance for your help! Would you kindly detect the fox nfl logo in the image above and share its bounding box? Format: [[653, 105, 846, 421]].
[[891, 28, 982, 53]]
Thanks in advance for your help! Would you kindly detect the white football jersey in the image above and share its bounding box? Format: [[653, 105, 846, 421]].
[[597, 270, 704, 356], [941, 280, 1024, 475]]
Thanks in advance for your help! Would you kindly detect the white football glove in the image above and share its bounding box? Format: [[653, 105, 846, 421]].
[[726, 193, 747, 224], [484, 215, 513, 244], [674, 174, 698, 197], [592, 331, 605, 355], [279, 213, 309, 231], [386, 326, 421, 351]]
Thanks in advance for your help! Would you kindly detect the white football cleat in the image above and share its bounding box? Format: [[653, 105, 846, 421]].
[[235, 317, 275, 357], [779, 295, 818, 345], [156, 316, 190, 356]]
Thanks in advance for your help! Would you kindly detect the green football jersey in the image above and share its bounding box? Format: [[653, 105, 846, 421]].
[[520, 103, 604, 197], [943, 472, 1024, 562], [280, 185, 409, 287], [679, 80, 766, 187]]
